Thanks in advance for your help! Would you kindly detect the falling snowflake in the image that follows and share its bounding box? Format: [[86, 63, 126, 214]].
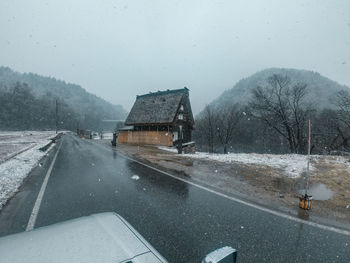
[[131, 175, 140, 180]]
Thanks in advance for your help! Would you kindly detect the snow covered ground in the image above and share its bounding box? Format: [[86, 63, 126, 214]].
[[157, 146, 178, 153], [102, 132, 113, 140], [186, 152, 311, 178], [158, 147, 350, 178], [0, 131, 57, 210], [0, 131, 56, 163]]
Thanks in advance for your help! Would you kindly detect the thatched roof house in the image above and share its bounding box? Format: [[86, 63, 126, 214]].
[[118, 88, 194, 146]]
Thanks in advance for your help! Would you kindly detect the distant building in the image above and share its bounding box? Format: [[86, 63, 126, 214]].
[[118, 87, 194, 146]]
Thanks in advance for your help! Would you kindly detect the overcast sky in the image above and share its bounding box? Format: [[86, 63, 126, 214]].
[[1, 0, 349, 114]]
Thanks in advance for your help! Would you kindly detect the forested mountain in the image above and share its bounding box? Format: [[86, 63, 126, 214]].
[[195, 68, 350, 154], [210, 68, 349, 110], [0, 67, 127, 131]]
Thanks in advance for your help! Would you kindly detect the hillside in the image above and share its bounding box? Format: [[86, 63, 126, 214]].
[[0, 67, 127, 130], [210, 68, 349, 109]]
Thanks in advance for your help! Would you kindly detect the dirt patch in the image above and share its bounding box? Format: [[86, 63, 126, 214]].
[[308, 157, 350, 220]]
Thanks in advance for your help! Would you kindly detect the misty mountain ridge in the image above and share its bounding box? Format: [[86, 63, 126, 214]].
[[210, 68, 349, 110], [0, 66, 127, 124]]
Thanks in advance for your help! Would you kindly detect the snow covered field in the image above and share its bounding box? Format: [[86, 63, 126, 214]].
[[158, 147, 350, 178], [187, 152, 310, 178], [0, 131, 57, 210], [0, 131, 56, 163]]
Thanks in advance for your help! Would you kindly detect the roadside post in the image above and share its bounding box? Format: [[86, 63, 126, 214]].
[[176, 108, 184, 154], [55, 99, 58, 134], [111, 132, 117, 146], [178, 125, 183, 154], [299, 119, 312, 210]]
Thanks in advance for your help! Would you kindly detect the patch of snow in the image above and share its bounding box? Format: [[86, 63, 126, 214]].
[[320, 155, 350, 168], [0, 139, 55, 210], [102, 133, 113, 140], [182, 141, 195, 146], [157, 146, 178, 153], [0, 131, 56, 163], [131, 175, 140, 180], [186, 152, 313, 178], [203, 246, 236, 262]]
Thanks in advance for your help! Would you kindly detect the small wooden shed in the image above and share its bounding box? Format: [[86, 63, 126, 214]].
[[118, 87, 194, 146]]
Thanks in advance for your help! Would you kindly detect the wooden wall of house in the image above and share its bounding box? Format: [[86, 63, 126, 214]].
[[118, 131, 173, 146]]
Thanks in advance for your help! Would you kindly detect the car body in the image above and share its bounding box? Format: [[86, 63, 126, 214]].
[[0, 212, 168, 263]]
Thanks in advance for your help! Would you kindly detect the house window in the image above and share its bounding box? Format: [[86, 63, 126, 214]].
[[180, 105, 184, 111], [178, 113, 183, 120]]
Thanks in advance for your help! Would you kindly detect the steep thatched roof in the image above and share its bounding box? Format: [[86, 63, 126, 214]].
[[125, 88, 193, 125]]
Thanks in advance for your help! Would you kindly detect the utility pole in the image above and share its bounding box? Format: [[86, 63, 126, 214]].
[[177, 108, 184, 154], [55, 99, 58, 134], [299, 119, 312, 210], [178, 124, 183, 154], [305, 119, 311, 195]]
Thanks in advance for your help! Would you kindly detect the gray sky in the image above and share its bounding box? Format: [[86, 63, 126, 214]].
[[1, 0, 349, 114]]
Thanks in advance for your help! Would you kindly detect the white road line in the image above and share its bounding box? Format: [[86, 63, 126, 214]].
[[114, 150, 350, 236], [25, 142, 62, 231]]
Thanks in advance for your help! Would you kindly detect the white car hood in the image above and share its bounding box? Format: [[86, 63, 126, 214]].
[[0, 212, 167, 263]]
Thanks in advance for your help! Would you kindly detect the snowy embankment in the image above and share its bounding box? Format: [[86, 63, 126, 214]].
[[161, 147, 350, 178], [0, 131, 57, 210], [187, 152, 310, 178], [158, 146, 310, 178], [157, 146, 178, 153]]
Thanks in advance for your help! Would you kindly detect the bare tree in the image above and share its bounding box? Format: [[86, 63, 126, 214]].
[[336, 90, 350, 125], [332, 90, 350, 151], [199, 105, 217, 153], [216, 104, 242, 154], [249, 74, 312, 154]]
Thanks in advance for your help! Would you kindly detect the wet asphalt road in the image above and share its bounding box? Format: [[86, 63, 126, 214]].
[[1, 134, 350, 262]]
